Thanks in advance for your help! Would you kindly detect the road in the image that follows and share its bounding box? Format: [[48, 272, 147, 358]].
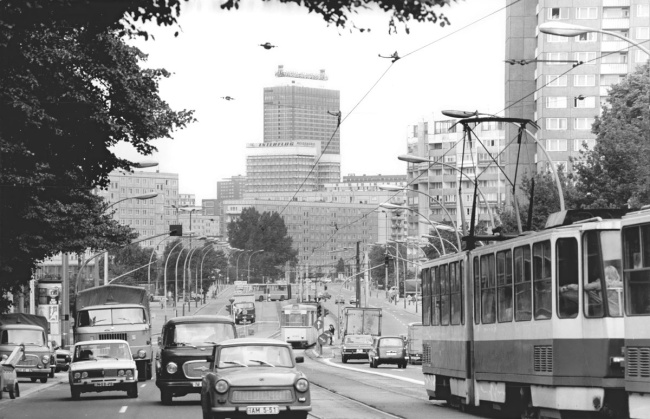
[[0, 286, 491, 419]]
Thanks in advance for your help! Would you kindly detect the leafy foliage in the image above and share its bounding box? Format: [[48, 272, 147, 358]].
[[573, 63, 650, 209], [227, 208, 298, 281]]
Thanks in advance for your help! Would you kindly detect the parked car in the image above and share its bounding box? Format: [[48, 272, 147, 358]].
[[340, 334, 373, 363], [201, 338, 311, 419], [349, 297, 357, 304], [233, 302, 256, 325], [368, 336, 407, 369], [68, 339, 138, 400], [53, 343, 71, 372], [156, 315, 237, 405], [335, 296, 345, 304]]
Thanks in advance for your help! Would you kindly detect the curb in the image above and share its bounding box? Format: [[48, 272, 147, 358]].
[[0, 375, 67, 405]]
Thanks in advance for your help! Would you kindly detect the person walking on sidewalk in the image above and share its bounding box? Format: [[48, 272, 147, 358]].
[[328, 324, 335, 345]]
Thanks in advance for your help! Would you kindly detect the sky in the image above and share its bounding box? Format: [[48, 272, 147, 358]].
[[113, 0, 507, 202]]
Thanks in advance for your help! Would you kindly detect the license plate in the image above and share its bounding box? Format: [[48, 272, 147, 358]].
[[356, 349, 363, 353], [386, 351, 397, 356], [94, 382, 114, 387], [192, 382, 202, 387], [16, 368, 31, 373], [246, 406, 279, 415]]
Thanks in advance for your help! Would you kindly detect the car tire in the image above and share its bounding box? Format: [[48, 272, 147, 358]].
[[137, 361, 147, 382], [161, 389, 173, 405], [71, 387, 81, 400], [127, 383, 138, 398], [14, 383, 19, 398], [341, 355, 347, 364], [49, 368, 55, 378], [40, 377, 47, 384], [30, 378, 37, 383]]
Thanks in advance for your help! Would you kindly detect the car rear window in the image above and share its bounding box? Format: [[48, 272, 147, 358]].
[[380, 338, 403, 347], [345, 335, 373, 344]]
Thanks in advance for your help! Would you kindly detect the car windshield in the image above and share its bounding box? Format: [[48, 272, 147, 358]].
[[235, 303, 254, 309], [76, 308, 146, 327], [73, 342, 131, 361], [166, 322, 235, 346], [218, 345, 293, 369], [344, 335, 373, 344], [380, 338, 404, 347], [0, 329, 44, 346]]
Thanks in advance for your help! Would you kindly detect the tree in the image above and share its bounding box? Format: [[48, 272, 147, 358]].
[[227, 208, 298, 280], [573, 63, 650, 209], [98, 244, 155, 288]]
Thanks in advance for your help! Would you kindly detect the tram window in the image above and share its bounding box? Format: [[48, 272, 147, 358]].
[[514, 245, 532, 321], [450, 262, 462, 325], [432, 267, 440, 325], [422, 269, 431, 326], [497, 250, 513, 322], [533, 241, 552, 320], [557, 238, 579, 318], [480, 254, 496, 324], [473, 258, 480, 325], [624, 226, 650, 315], [440, 265, 450, 325], [583, 231, 623, 317]]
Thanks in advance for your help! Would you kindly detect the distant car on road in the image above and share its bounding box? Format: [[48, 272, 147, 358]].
[[349, 297, 357, 304], [335, 296, 345, 304], [54, 344, 71, 372], [368, 336, 407, 369], [68, 339, 138, 400], [340, 334, 373, 363], [201, 338, 311, 419]]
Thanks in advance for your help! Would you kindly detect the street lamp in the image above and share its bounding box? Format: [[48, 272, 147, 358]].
[[183, 237, 207, 315], [236, 250, 249, 282], [539, 22, 650, 55], [247, 250, 265, 283], [104, 192, 159, 285], [422, 234, 459, 253]]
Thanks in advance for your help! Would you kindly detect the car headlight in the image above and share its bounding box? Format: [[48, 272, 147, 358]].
[[73, 372, 81, 379], [295, 378, 309, 392], [166, 362, 178, 374], [125, 369, 133, 377], [118, 370, 125, 376], [81, 372, 88, 379], [137, 349, 147, 359], [42, 355, 50, 364], [215, 380, 229, 394]]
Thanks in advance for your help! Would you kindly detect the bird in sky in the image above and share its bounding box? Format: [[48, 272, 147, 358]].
[[259, 42, 277, 50], [221, 96, 235, 101]]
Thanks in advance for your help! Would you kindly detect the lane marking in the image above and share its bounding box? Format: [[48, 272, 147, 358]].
[[119, 406, 128, 413], [321, 357, 424, 385]]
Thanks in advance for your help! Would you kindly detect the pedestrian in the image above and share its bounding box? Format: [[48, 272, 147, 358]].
[[328, 324, 335, 345]]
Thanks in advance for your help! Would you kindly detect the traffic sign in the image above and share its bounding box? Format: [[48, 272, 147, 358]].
[[313, 319, 323, 330], [317, 333, 329, 346]]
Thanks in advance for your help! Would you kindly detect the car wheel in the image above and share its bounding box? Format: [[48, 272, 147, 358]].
[[280, 296, 285, 301], [127, 383, 138, 398], [341, 355, 347, 364], [71, 387, 81, 400], [137, 362, 147, 382], [49, 368, 55, 378], [201, 394, 214, 419], [14, 383, 19, 398], [402, 362, 407, 369], [30, 378, 37, 383], [40, 377, 47, 384], [160, 389, 173, 405]]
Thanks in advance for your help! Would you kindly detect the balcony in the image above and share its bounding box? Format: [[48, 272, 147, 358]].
[[601, 41, 633, 51], [602, 0, 630, 6], [600, 63, 628, 74], [601, 18, 629, 30], [600, 86, 612, 96]]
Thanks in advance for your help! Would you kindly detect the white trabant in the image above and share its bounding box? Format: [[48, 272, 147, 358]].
[[68, 339, 138, 400]]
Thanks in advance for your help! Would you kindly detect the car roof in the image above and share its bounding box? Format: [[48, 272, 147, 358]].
[[74, 339, 130, 346], [164, 315, 234, 325], [218, 337, 291, 347]]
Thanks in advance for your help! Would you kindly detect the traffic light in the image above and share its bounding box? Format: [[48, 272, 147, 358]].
[[226, 304, 232, 314], [384, 255, 390, 267], [317, 303, 322, 318]]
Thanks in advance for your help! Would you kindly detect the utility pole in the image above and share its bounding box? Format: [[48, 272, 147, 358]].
[[355, 241, 361, 308]]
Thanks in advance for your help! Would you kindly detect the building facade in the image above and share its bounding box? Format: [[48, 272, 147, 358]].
[[505, 0, 649, 186]]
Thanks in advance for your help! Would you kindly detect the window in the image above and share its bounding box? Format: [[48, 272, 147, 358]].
[[440, 265, 450, 325], [603, 7, 629, 18], [480, 254, 496, 324], [546, 118, 567, 130], [557, 238, 579, 318], [546, 75, 567, 87], [575, 117, 594, 130], [576, 7, 598, 19], [637, 27, 650, 40], [575, 51, 597, 64], [473, 258, 480, 325], [547, 34, 568, 43], [546, 97, 567, 108], [601, 74, 626, 87], [602, 52, 628, 64], [497, 250, 513, 322], [450, 262, 463, 325], [576, 32, 597, 42], [575, 139, 596, 150], [548, 7, 568, 19], [546, 139, 568, 151], [422, 268, 431, 326], [584, 230, 623, 317], [602, 30, 629, 41], [574, 74, 596, 86], [622, 225, 650, 315], [638, 4, 650, 17], [636, 50, 650, 64], [575, 96, 596, 108], [533, 241, 552, 320], [546, 52, 569, 63], [514, 245, 532, 321]]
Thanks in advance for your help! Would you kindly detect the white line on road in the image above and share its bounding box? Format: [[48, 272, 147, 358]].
[[119, 406, 128, 413], [321, 357, 424, 385]]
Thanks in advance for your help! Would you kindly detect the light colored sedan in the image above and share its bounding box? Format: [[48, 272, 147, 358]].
[[68, 340, 138, 400]]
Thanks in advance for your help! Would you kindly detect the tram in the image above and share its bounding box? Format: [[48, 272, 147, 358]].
[[268, 283, 292, 301], [280, 303, 318, 348], [621, 208, 650, 419], [420, 209, 630, 418]]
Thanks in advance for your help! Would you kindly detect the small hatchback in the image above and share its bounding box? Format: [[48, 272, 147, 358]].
[[368, 336, 407, 369]]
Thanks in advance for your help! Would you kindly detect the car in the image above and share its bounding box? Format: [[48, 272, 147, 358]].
[[233, 302, 256, 325], [156, 315, 237, 405], [68, 339, 139, 400], [53, 343, 71, 372], [349, 297, 357, 304], [335, 296, 345, 304], [340, 334, 373, 363], [368, 336, 408, 369], [201, 337, 311, 419], [317, 292, 331, 301]]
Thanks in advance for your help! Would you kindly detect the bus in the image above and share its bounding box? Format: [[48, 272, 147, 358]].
[[251, 284, 267, 302], [280, 303, 317, 348], [267, 283, 292, 301]]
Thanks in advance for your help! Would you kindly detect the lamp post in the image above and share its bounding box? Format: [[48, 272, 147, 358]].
[[103, 192, 159, 285], [387, 239, 406, 308], [148, 235, 173, 295], [247, 250, 264, 284], [422, 233, 459, 253], [236, 250, 249, 282], [183, 238, 207, 315], [199, 243, 218, 304], [226, 248, 243, 285], [539, 22, 650, 56]]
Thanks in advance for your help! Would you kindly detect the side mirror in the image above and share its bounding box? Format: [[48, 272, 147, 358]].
[[295, 356, 304, 364]]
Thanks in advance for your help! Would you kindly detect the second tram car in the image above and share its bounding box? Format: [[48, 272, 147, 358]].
[[421, 210, 629, 418], [280, 303, 318, 348], [621, 208, 650, 419]]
